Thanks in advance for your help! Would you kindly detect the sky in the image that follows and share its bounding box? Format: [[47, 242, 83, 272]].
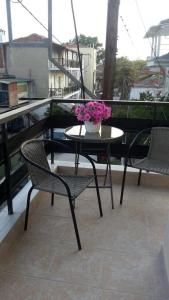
[[0, 0, 169, 60]]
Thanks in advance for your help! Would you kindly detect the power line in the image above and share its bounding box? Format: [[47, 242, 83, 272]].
[[12, 0, 63, 45], [134, 0, 147, 33], [70, 0, 85, 99], [120, 15, 139, 57], [11, 0, 23, 3]]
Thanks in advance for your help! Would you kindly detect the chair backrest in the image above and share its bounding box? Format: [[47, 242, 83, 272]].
[[21, 139, 50, 186], [148, 127, 169, 162]]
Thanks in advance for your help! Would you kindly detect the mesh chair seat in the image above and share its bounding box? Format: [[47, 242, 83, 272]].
[[132, 158, 169, 175], [35, 174, 94, 199]]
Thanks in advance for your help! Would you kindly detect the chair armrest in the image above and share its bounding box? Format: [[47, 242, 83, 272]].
[[125, 128, 151, 166], [43, 139, 74, 153], [75, 151, 98, 175], [43, 139, 97, 177]]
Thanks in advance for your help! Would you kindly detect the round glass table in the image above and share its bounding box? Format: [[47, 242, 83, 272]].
[[65, 125, 123, 143], [65, 125, 124, 208]]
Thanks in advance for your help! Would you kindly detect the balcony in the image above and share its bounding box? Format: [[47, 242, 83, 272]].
[[49, 58, 80, 71], [0, 98, 169, 299], [49, 85, 80, 98]]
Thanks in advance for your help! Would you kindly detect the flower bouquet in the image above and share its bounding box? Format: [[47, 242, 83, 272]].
[[74, 101, 112, 132]]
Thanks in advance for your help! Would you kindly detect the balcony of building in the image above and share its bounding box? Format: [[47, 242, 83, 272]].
[[0, 98, 169, 299], [49, 58, 80, 71], [49, 85, 80, 99]]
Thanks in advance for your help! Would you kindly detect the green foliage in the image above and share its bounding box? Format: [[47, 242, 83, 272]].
[[70, 34, 102, 49], [96, 48, 105, 64], [46, 104, 75, 116], [112, 107, 127, 118], [115, 57, 146, 99], [129, 106, 153, 119], [112, 105, 153, 119], [139, 91, 154, 101], [157, 95, 169, 102]]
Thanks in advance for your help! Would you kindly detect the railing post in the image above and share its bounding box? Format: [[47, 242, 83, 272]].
[[50, 100, 54, 164], [153, 103, 157, 124], [1, 123, 13, 214]]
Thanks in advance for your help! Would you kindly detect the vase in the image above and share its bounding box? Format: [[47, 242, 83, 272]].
[[84, 121, 101, 133]]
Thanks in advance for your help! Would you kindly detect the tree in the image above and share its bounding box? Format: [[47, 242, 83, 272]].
[[96, 48, 105, 64], [70, 34, 102, 48], [115, 57, 146, 99], [69, 34, 104, 64]]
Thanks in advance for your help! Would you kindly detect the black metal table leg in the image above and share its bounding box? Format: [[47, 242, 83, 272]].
[[106, 143, 114, 209]]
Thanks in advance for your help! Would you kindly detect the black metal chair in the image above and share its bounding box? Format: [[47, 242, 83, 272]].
[[120, 127, 169, 205], [20, 139, 103, 250]]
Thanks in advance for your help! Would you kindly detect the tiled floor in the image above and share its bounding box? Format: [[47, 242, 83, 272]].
[[0, 181, 169, 299]]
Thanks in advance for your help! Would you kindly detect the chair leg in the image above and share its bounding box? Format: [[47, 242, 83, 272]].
[[74, 153, 79, 175], [24, 186, 34, 231], [120, 164, 127, 205], [137, 169, 142, 186], [68, 197, 82, 250], [103, 162, 109, 185], [51, 193, 54, 206], [94, 173, 103, 217]]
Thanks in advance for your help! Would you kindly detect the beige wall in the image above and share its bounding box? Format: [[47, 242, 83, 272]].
[[80, 47, 97, 92], [6, 46, 49, 97]]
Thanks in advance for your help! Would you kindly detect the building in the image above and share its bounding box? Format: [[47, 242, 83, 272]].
[[130, 74, 165, 100], [145, 19, 169, 60], [3, 33, 81, 99], [65, 43, 97, 94], [79, 46, 96, 93], [0, 77, 32, 107], [144, 19, 169, 97]]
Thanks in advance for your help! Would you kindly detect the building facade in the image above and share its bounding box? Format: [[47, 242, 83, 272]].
[[3, 34, 81, 99], [65, 43, 97, 94]]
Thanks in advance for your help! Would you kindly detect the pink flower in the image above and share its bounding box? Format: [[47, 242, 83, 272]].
[[84, 113, 91, 121], [74, 101, 112, 124], [75, 106, 81, 115], [86, 102, 95, 108]]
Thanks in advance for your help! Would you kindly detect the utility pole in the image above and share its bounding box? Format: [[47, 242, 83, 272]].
[[48, 0, 52, 58], [102, 0, 120, 100], [6, 0, 13, 45]]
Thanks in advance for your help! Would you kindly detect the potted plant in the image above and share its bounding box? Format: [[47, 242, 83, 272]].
[[74, 101, 112, 132]]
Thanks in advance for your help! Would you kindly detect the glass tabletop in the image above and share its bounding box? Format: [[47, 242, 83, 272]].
[[65, 125, 124, 143]]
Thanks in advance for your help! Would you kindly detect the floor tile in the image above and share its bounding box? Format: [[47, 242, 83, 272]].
[[48, 246, 154, 297], [0, 271, 43, 300], [0, 235, 56, 277], [40, 280, 152, 300]]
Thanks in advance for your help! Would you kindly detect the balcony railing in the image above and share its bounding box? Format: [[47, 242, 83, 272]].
[[49, 58, 80, 70], [1, 98, 169, 214], [49, 86, 80, 98]]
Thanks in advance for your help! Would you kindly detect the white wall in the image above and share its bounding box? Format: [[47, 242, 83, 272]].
[[130, 87, 164, 99], [79, 47, 96, 92]]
